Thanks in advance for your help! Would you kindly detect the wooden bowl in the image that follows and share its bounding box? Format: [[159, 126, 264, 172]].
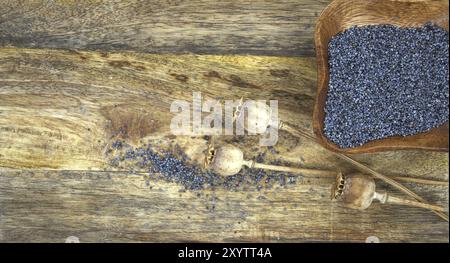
[[313, 0, 449, 154]]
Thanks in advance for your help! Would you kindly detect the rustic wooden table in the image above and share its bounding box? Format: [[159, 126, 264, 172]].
[[0, 0, 448, 242]]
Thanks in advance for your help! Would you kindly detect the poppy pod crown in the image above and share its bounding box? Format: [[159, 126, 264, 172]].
[[332, 173, 376, 210]]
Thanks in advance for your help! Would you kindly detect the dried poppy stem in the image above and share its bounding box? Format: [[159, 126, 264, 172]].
[[332, 173, 445, 213], [204, 143, 447, 185], [232, 100, 448, 221], [249, 160, 447, 186], [244, 161, 336, 177], [205, 143, 337, 177], [281, 122, 449, 222], [375, 194, 445, 212], [387, 176, 447, 186]]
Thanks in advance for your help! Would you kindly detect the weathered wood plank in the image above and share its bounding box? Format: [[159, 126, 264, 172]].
[[0, 168, 448, 243], [0, 47, 448, 242], [0, 0, 331, 56], [0, 47, 320, 170]]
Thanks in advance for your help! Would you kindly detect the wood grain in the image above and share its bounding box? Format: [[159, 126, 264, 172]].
[[0, 0, 331, 56], [0, 47, 448, 242], [0, 47, 319, 170], [0, 168, 447, 243]]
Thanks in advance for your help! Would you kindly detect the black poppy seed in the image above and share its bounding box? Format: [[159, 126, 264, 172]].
[[255, 152, 266, 163], [124, 149, 136, 159], [268, 146, 279, 154], [279, 175, 286, 186], [324, 24, 449, 148], [111, 140, 123, 149], [109, 156, 121, 167], [287, 176, 296, 184]]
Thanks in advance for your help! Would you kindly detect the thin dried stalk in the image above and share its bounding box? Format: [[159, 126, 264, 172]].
[[280, 122, 449, 222], [248, 161, 337, 177], [392, 176, 448, 186], [385, 196, 445, 213]]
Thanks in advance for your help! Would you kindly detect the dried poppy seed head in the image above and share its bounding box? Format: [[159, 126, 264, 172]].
[[331, 173, 445, 214], [233, 98, 273, 133], [331, 173, 376, 210], [205, 144, 246, 176]]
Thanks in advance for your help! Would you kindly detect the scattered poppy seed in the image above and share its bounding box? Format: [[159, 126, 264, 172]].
[[109, 141, 294, 191]]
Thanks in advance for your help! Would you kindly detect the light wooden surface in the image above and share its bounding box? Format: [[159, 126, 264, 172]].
[[0, 0, 448, 243], [0, 47, 448, 242], [0, 0, 330, 56], [0, 169, 447, 242]]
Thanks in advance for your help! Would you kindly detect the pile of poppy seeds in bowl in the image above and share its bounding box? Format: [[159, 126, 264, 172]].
[[324, 24, 449, 148]]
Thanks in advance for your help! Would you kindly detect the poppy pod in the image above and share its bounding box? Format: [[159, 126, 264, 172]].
[[234, 99, 275, 133], [332, 173, 445, 213], [204, 144, 248, 176], [332, 173, 376, 210]]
